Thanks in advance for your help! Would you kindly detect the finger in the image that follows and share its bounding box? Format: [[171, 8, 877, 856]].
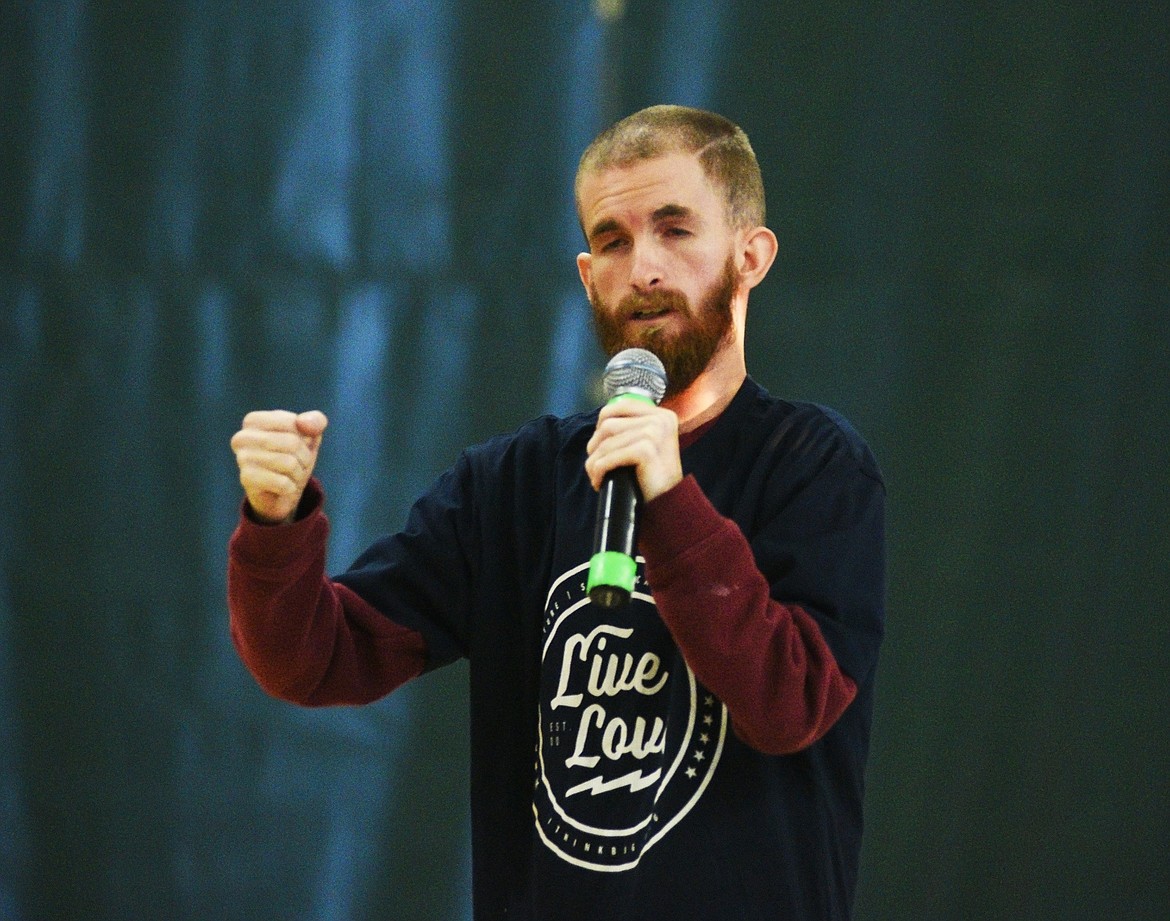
[[585, 433, 654, 489], [241, 409, 301, 432], [593, 401, 676, 433], [588, 433, 649, 467], [236, 445, 311, 481], [239, 464, 304, 500], [588, 412, 675, 456], [586, 418, 683, 500], [231, 427, 315, 467], [295, 410, 328, 438], [597, 398, 657, 424], [587, 413, 644, 453]]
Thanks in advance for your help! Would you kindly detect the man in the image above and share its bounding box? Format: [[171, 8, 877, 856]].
[[229, 105, 885, 920]]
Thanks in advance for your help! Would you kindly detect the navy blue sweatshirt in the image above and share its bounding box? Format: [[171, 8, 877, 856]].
[[229, 377, 886, 920]]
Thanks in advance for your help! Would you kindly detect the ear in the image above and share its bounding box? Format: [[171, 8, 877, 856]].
[[576, 251, 593, 292], [736, 226, 778, 291]]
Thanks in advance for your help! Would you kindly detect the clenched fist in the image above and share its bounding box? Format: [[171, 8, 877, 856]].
[[230, 410, 328, 524]]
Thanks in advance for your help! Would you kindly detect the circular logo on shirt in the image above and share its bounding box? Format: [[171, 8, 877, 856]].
[[534, 561, 727, 872]]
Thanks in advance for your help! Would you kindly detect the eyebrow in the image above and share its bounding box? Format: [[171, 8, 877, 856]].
[[586, 217, 621, 243], [651, 203, 695, 222], [586, 204, 697, 243]]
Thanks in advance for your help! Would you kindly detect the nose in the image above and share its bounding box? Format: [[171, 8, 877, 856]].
[[629, 240, 664, 292]]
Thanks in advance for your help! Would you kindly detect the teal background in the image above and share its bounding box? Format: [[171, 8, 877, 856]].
[[2, 2, 1167, 919]]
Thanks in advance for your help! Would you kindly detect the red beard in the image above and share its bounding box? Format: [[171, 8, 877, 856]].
[[590, 254, 738, 398]]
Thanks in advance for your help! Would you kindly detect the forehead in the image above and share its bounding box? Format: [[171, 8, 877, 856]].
[[577, 151, 725, 229]]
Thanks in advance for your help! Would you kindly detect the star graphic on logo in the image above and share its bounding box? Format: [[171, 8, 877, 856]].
[[693, 750, 706, 762], [686, 767, 697, 779], [699, 732, 710, 744]]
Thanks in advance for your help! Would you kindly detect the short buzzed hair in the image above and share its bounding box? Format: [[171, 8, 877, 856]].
[[575, 104, 766, 231]]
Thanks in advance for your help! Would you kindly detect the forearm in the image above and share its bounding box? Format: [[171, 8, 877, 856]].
[[228, 480, 426, 706], [640, 476, 857, 755]]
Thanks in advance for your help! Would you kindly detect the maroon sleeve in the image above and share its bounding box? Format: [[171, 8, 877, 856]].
[[227, 479, 427, 707], [639, 475, 857, 755]]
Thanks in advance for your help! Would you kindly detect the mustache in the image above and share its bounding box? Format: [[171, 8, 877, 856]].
[[616, 288, 689, 317]]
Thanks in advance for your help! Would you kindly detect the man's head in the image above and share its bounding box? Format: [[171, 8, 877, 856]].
[[575, 106, 777, 400], [575, 104, 766, 233]]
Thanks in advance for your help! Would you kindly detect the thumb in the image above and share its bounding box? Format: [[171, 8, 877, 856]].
[[295, 410, 328, 439]]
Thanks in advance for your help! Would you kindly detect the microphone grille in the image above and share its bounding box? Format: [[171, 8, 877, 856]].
[[602, 348, 667, 404]]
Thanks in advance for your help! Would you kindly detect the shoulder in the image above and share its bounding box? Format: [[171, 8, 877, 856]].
[[715, 383, 885, 542], [459, 410, 597, 481], [739, 382, 883, 486]]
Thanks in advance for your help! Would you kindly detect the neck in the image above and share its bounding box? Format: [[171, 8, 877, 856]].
[[662, 362, 746, 433], [661, 312, 748, 431]]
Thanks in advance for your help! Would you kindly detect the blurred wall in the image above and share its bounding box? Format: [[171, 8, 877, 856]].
[[1, 2, 1167, 919]]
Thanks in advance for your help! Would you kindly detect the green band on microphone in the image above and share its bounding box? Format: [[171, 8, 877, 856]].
[[586, 550, 637, 596], [608, 392, 656, 407]]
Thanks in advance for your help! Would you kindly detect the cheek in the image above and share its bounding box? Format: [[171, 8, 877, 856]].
[[590, 253, 624, 279], [586, 261, 624, 301]]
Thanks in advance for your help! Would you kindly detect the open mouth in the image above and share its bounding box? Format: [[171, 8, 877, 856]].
[[629, 307, 672, 322]]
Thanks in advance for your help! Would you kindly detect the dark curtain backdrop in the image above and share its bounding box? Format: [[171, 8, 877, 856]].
[[2, 2, 1167, 919]]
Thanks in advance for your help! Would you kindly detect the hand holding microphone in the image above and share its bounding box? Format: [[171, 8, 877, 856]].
[[585, 349, 680, 608]]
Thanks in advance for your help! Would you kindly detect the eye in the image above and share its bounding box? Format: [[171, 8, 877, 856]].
[[664, 226, 692, 239], [598, 237, 628, 253]]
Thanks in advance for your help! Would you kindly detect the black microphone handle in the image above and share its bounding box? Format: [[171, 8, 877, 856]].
[[589, 466, 641, 608]]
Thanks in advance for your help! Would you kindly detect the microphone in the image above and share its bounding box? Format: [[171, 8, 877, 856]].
[[587, 348, 668, 609]]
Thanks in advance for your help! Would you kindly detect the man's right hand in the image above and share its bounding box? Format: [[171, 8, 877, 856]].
[[230, 410, 329, 524]]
